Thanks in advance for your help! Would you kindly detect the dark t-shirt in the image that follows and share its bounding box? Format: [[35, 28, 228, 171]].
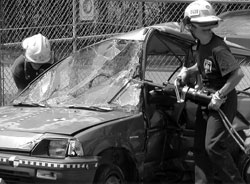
[[197, 34, 240, 91], [11, 55, 53, 92]]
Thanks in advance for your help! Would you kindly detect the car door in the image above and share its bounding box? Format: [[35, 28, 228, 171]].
[[141, 28, 193, 180]]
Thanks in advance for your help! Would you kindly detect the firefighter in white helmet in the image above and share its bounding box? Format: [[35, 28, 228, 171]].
[[178, 0, 245, 183], [11, 33, 56, 94]]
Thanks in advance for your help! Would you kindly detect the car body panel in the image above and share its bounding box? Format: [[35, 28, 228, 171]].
[[0, 106, 131, 134], [233, 95, 250, 130], [0, 152, 98, 183], [76, 113, 145, 155]]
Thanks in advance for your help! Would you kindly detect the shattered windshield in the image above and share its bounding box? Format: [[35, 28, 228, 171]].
[[13, 39, 143, 113]]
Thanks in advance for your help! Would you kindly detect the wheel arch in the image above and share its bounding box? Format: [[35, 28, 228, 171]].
[[94, 147, 139, 182]]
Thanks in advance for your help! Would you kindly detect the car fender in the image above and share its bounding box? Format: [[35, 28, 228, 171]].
[[76, 113, 145, 157]]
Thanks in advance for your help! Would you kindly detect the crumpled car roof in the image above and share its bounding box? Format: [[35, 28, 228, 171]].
[[114, 21, 250, 57], [114, 22, 194, 42]]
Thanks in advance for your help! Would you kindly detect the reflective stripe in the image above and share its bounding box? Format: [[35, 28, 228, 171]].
[[0, 155, 98, 169]]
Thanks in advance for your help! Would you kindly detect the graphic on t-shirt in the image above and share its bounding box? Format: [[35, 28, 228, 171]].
[[204, 59, 212, 73]]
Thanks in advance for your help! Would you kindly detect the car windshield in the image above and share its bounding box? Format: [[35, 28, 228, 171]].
[[13, 39, 143, 113]]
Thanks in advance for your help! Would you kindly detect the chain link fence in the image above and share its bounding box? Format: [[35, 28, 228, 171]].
[[0, 0, 250, 106]]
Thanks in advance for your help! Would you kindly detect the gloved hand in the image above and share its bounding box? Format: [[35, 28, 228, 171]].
[[244, 137, 250, 154], [208, 91, 227, 111], [176, 67, 188, 86], [244, 129, 250, 154]]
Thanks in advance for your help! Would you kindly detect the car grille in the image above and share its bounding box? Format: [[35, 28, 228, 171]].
[[0, 169, 34, 184]]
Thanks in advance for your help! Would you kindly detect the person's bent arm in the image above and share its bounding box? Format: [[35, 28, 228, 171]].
[[218, 67, 244, 97], [178, 63, 199, 84], [208, 68, 244, 110], [12, 73, 26, 94], [186, 63, 199, 76]]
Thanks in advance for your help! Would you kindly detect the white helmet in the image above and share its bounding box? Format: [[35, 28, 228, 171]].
[[22, 33, 51, 64], [184, 0, 221, 26]]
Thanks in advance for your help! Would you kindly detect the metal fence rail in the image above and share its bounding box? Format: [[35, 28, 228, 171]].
[[0, 0, 250, 105]]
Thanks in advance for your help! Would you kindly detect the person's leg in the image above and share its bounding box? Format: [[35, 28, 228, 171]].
[[205, 90, 245, 184], [194, 106, 214, 184]]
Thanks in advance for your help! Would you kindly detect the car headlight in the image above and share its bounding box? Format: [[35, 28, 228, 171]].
[[32, 138, 84, 158], [67, 139, 84, 157], [48, 139, 68, 158]]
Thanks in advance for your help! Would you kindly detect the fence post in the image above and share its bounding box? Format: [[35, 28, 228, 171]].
[[73, 0, 77, 53], [0, 0, 3, 106]]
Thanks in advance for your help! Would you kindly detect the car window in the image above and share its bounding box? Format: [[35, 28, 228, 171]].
[[144, 32, 189, 86], [145, 54, 185, 85]]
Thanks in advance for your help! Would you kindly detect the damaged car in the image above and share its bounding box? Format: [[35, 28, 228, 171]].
[[0, 19, 250, 183]]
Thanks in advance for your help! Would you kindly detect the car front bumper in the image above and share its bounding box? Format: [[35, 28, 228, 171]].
[[0, 153, 99, 184]]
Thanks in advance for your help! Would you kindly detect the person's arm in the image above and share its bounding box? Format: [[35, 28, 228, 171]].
[[11, 55, 29, 93], [217, 67, 244, 98], [12, 73, 26, 94], [213, 47, 244, 98], [208, 68, 244, 110], [186, 63, 199, 75], [208, 47, 244, 110], [178, 63, 199, 84]]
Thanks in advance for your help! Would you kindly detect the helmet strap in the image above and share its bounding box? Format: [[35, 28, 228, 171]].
[[190, 31, 198, 40]]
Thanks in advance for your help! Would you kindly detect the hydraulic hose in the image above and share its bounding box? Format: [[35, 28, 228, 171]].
[[172, 82, 247, 153], [148, 80, 247, 152], [218, 109, 245, 152]]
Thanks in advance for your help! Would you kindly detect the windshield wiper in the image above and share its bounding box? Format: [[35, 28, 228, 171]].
[[68, 105, 113, 112], [13, 102, 46, 107]]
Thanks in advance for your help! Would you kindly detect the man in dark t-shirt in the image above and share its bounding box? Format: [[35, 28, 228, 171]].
[[197, 34, 240, 92], [11, 33, 54, 94], [178, 0, 245, 183]]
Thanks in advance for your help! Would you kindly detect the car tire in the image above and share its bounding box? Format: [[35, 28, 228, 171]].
[[237, 152, 250, 183], [94, 165, 126, 184]]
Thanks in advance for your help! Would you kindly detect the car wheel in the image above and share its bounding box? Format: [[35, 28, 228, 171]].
[[94, 165, 126, 184], [237, 152, 250, 183]]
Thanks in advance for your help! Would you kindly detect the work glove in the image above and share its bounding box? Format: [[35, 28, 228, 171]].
[[208, 91, 227, 111], [176, 67, 188, 86], [244, 137, 250, 154], [244, 129, 250, 154]]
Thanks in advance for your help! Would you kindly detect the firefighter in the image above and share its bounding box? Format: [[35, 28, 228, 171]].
[[178, 0, 245, 183], [11, 33, 54, 94]]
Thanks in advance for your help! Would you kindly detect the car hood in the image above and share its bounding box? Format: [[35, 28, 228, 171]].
[[0, 106, 132, 151], [0, 106, 131, 135]]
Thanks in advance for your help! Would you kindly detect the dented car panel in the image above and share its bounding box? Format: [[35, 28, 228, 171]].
[[0, 21, 250, 183], [0, 107, 132, 134], [76, 113, 146, 156]]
